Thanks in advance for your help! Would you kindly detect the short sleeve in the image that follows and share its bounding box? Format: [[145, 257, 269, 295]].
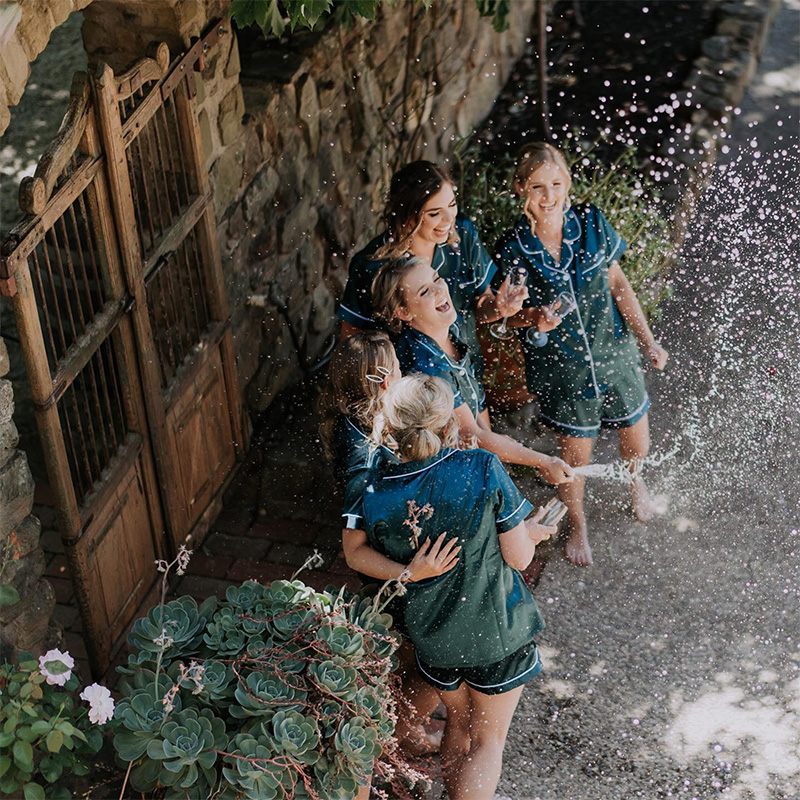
[[459, 218, 497, 297], [591, 206, 627, 265], [342, 494, 365, 530], [487, 454, 534, 533], [336, 246, 385, 328]]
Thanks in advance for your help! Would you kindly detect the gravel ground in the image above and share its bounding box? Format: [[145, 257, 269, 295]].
[[498, 3, 800, 799]]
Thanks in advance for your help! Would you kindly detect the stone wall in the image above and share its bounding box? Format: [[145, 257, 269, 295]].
[[203, 1, 537, 411], [0, 339, 55, 662]]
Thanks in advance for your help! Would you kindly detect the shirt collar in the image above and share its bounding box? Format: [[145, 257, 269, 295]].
[[382, 448, 458, 479], [402, 326, 468, 366], [514, 210, 581, 273]]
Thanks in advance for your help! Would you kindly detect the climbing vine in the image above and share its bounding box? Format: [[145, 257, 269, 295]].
[[230, 0, 514, 38]]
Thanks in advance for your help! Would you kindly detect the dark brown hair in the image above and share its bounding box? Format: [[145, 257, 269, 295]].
[[374, 161, 460, 259]]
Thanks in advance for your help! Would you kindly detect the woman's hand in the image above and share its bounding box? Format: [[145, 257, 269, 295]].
[[537, 455, 575, 485], [536, 302, 564, 332], [495, 275, 529, 318], [406, 532, 461, 582], [644, 340, 669, 370], [526, 507, 557, 545]]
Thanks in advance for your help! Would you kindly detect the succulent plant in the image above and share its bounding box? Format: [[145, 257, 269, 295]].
[[317, 623, 366, 661], [230, 671, 308, 720], [194, 660, 236, 706], [127, 596, 216, 665], [266, 710, 320, 765], [308, 659, 359, 702], [354, 687, 394, 738], [225, 580, 268, 612], [222, 733, 294, 800], [145, 707, 227, 793], [203, 606, 249, 656], [114, 688, 179, 762], [269, 604, 319, 641], [334, 716, 381, 773]]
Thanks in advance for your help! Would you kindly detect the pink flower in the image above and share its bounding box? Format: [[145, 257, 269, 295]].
[[80, 683, 115, 725], [38, 649, 74, 686]]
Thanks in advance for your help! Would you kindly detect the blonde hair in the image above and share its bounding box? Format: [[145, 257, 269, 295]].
[[514, 142, 572, 234], [371, 255, 427, 335], [374, 374, 460, 462], [373, 161, 460, 259], [318, 331, 396, 460]]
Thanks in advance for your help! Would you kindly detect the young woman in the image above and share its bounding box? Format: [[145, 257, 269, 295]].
[[494, 142, 669, 566], [336, 160, 527, 372], [344, 374, 555, 800], [318, 332, 445, 755], [370, 255, 574, 486]]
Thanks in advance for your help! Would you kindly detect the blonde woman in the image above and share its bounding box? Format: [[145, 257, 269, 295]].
[[494, 142, 669, 565], [344, 374, 555, 800], [370, 255, 574, 486]]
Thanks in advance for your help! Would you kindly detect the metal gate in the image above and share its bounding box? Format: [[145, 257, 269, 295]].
[[0, 25, 245, 676]]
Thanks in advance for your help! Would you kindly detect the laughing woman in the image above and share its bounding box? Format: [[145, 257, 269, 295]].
[[494, 142, 669, 566], [336, 160, 527, 372], [371, 256, 573, 485]]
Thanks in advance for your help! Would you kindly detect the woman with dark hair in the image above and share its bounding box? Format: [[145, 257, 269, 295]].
[[336, 161, 527, 373]]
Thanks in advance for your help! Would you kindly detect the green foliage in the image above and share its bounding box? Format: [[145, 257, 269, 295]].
[[0, 656, 104, 799], [112, 579, 401, 798], [230, 0, 513, 39], [455, 139, 674, 321]]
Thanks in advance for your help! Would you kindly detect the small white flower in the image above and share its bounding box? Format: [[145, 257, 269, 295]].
[[38, 649, 75, 686], [80, 683, 115, 724]]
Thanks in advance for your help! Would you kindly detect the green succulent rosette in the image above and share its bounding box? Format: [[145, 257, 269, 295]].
[[225, 580, 268, 612], [334, 716, 381, 773], [230, 671, 308, 719], [203, 606, 249, 656], [127, 596, 216, 665], [308, 659, 359, 702], [317, 623, 366, 661], [194, 660, 236, 706], [114, 687, 180, 762], [144, 707, 227, 793], [265, 709, 320, 765], [222, 733, 294, 800], [354, 687, 394, 739]]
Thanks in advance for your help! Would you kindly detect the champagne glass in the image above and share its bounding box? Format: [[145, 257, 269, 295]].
[[490, 266, 528, 341], [553, 290, 576, 318]]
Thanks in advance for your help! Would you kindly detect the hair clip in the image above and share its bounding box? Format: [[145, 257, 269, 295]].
[[365, 374, 385, 384], [375, 366, 391, 376]]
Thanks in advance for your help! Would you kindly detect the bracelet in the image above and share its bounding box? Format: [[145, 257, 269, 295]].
[[397, 569, 413, 584]]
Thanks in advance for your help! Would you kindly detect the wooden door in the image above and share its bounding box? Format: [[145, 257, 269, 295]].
[[91, 28, 245, 547], [0, 24, 245, 675], [0, 74, 166, 676]]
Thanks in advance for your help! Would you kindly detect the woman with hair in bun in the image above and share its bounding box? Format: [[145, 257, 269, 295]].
[[336, 160, 528, 374], [370, 255, 574, 486], [343, 374, 555, 800]]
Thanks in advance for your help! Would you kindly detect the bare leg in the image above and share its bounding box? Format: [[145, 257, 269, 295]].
[[557, 434, 595, 566], [440, 684, 472, 796], [618, 414, 654, 522], [394, 642, 444, 756], [447, 685, 525, 800]]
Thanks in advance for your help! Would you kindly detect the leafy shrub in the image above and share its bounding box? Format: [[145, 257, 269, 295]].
[[0, 650, 111, 799], [112, 579, 402, 799]]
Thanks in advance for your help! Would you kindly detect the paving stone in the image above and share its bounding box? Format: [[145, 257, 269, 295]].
[[226, 559, 294, 585], [45, 553, 69, 579], [202, 532, 272, 561], [185, 552, 234, 580], [64, 630, 88, 662], [267, 541, 318, 567], [247, 518, 319, 545], [52, 602, 78, 630], [38, 524, 63, 555], [49, 576, 73, 604], [175, 574, 236, 601], [211, 507, 256, 538]]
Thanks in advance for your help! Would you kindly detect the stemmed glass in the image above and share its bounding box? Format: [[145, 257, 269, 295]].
[[490, 266, 528, 340], [552, 290, 576, 318]]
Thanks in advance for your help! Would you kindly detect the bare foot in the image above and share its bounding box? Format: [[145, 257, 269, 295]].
[[631, 476, 655, 522], [399, 724, 442, 757], [565, 524, 593, 566]]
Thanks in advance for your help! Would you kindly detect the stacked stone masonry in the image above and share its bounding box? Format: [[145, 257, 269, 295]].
[[0, 338, 55, 662]]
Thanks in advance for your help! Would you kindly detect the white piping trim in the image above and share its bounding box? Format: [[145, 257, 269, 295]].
[[383, 448, 458, 479], [466, 648, 541, 690], [344, 416, 394, 456], [342, 513, 362, 528], [414, 652, 462, 687], [497, 498, 529, 524], [339, 303, 374, 323], [538, 411, 600, 432], [601, 394, 649, 424]]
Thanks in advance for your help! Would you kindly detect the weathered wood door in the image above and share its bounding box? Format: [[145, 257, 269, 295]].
[[0, 25, 244, 675]]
